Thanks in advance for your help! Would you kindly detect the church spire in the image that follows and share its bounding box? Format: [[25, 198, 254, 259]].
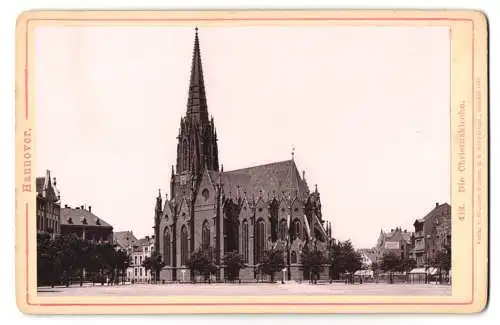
[[174, 27, 219, 179], [186, 27, 209, 124]]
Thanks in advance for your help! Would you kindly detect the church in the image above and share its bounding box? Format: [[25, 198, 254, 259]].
[[153, 28, 332, 282]]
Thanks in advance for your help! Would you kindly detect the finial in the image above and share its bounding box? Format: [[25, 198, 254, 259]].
[[195, 26, 198, 33], [291, 145, 295, 161], [158, 188, 161, 197], [315, 184, 318, 192]]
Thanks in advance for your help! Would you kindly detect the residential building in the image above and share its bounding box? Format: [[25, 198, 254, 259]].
[[114, 230, 138, 251], [60, 205, 113, 242], [374, 227, 413, 264], [411, 202, 451, 267], [129, 236, 155, 283], [36, 170, 61, 237], [358, 248, 376, 269]]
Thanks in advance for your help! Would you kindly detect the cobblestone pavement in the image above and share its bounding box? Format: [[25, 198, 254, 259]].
[[37, 282, 451, 296]]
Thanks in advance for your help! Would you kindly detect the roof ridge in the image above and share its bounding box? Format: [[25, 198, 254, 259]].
[[224, 159, 293, 173]]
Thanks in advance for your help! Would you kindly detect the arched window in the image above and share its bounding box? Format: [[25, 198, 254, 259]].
[[291, 251, 297, 264], [242, 220, 249, 263], [180, 225, 189, 266], [293, 219, 302, 239], [163, 227, 171, 266], [279, 219, 287, 240], [255, 219, 265, 263], [202, 220, 210, 250]]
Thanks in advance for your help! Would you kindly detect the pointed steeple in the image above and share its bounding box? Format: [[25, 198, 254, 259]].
[[187, 27, 208, 124]]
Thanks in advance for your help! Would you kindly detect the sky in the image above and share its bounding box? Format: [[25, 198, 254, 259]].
[[35, 26, 450, 249]]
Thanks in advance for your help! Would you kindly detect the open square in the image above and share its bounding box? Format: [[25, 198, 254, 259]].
[[37, 283, 451, 297]]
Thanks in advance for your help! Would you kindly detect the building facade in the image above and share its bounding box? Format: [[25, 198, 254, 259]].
[[36, 170, 61, 237], [128, 236, 155, 283], [373, 227, 413, 264], [153, 28, 332, 282], [411, 202, 451, 267], [357, 248, 376, 269], [60, 205, 113, 243]]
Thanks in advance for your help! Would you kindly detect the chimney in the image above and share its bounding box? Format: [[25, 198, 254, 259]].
[[435, 202, 439, 208], [89, 206, 92, 213], [81, 205, 84, 210], [64, 204, 68, 208]]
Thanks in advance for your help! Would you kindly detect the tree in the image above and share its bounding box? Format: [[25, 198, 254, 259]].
[[186, 248, 217, 283], [433, 246, 451, 283], [400, 257, 417, 273], [327, 240, 362, 282], [258, 248, 285, 282], [381, 252, 401, 272], [342, 240, 362, 275], [115, 249, 130, 284], [223, 251, 246, 282], [300, 245, 327, 284], [142, 251, 164, 283]]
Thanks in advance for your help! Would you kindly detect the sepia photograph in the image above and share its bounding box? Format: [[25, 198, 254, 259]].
[[15, 10, 488, 314]]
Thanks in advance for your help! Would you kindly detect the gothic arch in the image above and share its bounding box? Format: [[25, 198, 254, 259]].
[[242, 219, 249, 263], [163, 227, 171, 266], [279, 219, 287, 240], [292, 218, 302, 240], [180, 225, 189, 266], [202, 220, 210, 250], [255, 218, 266, 263]]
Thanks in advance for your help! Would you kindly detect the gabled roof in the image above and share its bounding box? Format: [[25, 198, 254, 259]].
[[36, 170, 60, 203], [61, 207, 112, 228], [220, 160, 309, 200], [113, 231, 138, 249]]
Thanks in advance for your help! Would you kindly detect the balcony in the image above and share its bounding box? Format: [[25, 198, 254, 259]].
[[414, 231, 424, 239]]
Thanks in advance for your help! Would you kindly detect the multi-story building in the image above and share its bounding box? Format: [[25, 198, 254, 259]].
[[357, 248, 376, 269], [114, 230, 138, 251], [374, 227, 413, 264], [411, 202, 451, 267], [153, 27, 331, 283], [36, 170, 61, 237], [60, 205, 113, 243], [128, 236, 155, 283]]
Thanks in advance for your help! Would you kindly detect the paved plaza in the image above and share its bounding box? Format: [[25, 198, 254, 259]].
[[37, 282, 451, 296]]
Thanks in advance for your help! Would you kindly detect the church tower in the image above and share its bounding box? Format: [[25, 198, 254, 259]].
[[175, 28, 219, 183]]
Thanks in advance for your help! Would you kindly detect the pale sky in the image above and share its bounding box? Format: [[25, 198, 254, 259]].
[[35, 26, 450, 249]]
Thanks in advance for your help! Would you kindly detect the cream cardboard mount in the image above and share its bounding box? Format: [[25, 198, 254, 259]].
[[15, 10, 488, 314]]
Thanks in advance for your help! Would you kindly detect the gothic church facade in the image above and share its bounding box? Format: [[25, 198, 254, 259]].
[[154, 29, 332, 282]]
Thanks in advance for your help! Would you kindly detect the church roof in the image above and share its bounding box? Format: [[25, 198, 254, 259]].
[[220, 159, 309, 200]]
